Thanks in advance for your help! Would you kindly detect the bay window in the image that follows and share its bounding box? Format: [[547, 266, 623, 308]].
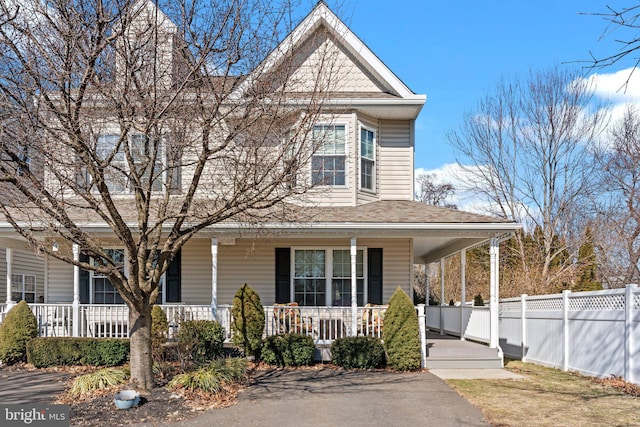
[[360, 127, 375, 191], [311, 125, 346, 186]]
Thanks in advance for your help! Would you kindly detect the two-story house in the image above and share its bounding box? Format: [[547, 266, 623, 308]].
[[0, 1, 518, 363]]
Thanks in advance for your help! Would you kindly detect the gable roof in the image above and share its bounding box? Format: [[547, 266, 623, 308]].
[[232, 2, 426, 115]]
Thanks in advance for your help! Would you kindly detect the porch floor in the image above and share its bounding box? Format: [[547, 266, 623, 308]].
[[425, 330, 503, 369]]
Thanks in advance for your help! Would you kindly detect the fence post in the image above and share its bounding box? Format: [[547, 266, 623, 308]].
[[562, 290, 570, 372], [417, 304, 427, 369], [521, 294, 527, 362], [72, 244, 80, 337], [625, 284, 638, 383]]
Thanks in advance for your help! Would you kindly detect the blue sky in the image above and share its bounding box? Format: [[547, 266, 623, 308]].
[[316, 0, 638, 172]]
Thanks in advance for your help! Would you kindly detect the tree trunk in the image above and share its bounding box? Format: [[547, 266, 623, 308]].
[[129, 305, 154, 392]]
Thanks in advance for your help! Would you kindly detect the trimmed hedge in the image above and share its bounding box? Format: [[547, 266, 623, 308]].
[[261, 334, 315, 367], [382, 287, 422, 371], [26, 337, 129, 368], [0, 301, 38, 365], [331, 336, 385, 370]]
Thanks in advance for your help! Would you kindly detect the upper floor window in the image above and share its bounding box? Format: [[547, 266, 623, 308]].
[[360, 127, 375, 192], [312, 125, 346, 186], [93, 133, 178, 194]]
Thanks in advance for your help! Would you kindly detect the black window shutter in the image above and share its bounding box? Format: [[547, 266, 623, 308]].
[[367, 248, 383, 304], [275, 248, 291, 304], [79, 253, 90, 304], [166, 250, 181, 302]]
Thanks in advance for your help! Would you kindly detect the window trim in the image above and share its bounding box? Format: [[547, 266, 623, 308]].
[[94, 133, 171, 195], [11, 273, 37, 303], [311, 123, 349, 188], [89, 248, 127, 305], [290, 246, 368, 306], [359, 124, 376, 193]]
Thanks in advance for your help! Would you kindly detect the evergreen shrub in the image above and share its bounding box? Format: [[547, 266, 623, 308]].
[[151, 305, 169, 360], [331, 336, 385, 369], [0, 301, 38, 365], [382, 287, 421, 371], [261, 334, 315, 367], [26, 337, 129, 367], [231, 284, 265, 359], [177, 320, 225, 366]]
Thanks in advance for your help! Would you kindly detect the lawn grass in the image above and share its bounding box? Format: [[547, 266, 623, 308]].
[[446, 360, 640, 427]]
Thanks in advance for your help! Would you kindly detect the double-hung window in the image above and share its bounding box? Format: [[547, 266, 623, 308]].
[[11, 274, 36, 303], [312, 125, 346, 186], [293, 250, 326, 306], [95, 133, 167, 193], [331, 249, 364, 306], [360, 127, 375, 191], [292, 248, 365, 306], [91, 249, 125, 304]]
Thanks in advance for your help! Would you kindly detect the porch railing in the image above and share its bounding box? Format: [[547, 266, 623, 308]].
[[426, 305, 491, 344], [24, 303, 388, 342]]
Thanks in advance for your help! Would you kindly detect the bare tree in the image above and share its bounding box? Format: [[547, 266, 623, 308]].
[[0, 0, 341, 390], [593, 105, 640, 286], [448, 67, 608, 291], [584, 5, 640, 75], [415, 173, 457, 209]]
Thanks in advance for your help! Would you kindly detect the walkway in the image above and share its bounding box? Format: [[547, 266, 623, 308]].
[[150, 368, 489, 427], [0, 369, 70, 404]]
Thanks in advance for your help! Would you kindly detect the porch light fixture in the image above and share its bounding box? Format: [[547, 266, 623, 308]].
[[52, 241, 59, 252]]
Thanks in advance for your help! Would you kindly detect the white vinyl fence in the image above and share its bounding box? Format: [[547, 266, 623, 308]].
[[500, 284, 640, 385]]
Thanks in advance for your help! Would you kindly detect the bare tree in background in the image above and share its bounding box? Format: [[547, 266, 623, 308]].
[[585, 5, 640, 74], [448, 67, 608, 291], [593, 105, 640, 287], [0, 0, 341, 390], [415, 173, 457, 209]]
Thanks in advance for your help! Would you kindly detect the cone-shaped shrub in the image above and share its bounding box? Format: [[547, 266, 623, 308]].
[[382, 287, 421, 371], [151, 305, 169, 361], [231, 284, 265, 359], [0, 301, 38, 364]]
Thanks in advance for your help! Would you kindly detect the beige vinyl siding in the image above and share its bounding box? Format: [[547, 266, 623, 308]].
[[378, 119, 413, 201], [284, 29, 387, 94], [38, 236, 412, 306], [0, 249, 46, 303], [213, 237, 412, 306], [181, 238, 213, 304], [47, 256, 73, 303]]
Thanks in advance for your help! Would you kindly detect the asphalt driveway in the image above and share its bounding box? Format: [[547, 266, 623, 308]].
[[152, 368, 489, 427]]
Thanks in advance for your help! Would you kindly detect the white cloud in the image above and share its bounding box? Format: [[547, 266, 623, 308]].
[[582, 67, 640, 101]]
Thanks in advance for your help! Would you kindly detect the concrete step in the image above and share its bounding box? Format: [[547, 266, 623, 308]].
[[425, 356, 503, 369]]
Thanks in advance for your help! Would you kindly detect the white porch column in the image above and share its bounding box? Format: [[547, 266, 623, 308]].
[[440, 258, 445, 335], [460, 249, 466, 341], [72, 244, 80, 337], [489, 237, 499, 349], [350, 237, 357, 337], [5, 248, 14, 308], [211, 238, 218, 319]]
